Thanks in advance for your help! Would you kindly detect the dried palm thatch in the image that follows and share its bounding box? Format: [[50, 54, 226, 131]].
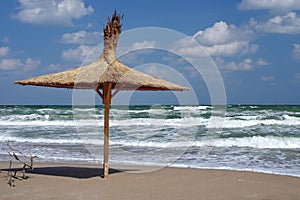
[[15, 11, 188, 92], [14, 58, 188, 91], [14, 11, 188, 178]]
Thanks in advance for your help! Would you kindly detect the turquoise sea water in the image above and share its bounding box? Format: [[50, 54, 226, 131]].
[[0, 105, 299, 176]]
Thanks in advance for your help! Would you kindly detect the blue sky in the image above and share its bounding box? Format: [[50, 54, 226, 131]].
[[0, 0, 300, 105]]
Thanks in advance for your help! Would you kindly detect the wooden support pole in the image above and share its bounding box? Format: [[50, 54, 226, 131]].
[[103, 102, 110, 178], [102, 83, 112, 178], [95, 88, 104, 99]]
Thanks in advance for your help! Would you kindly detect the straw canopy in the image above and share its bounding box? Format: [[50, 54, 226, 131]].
[[14, 11, 188, 178], [15, 11, 188, 92], [14, 58, 188, 91]]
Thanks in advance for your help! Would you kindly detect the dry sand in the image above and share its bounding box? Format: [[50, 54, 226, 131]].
[[0, 161, 299, 200]]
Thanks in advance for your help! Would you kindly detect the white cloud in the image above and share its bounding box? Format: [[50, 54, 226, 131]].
[[23, 57, 41, 71], [194, 21, 254, 45], [170, 37, 208, 58], [216, 57, 254, 71], [195, 22, 230, 45], [292, 43, 300, 58], [143, 65, 162, 78], [62, 44, 95, 61], [61, 30, 102, 44], [216, 57, 270, 71], [256, 58, 270, 66], [15, 0, 94, 26], [130, 40, 157, 50], [137, 64, 185, 84], [116, 40, 158, 64], [47, 63, 61, 72], [261, 76, 275, 81], [174, 21, 257, 57], [204, 41, 257, 56], [238, 0, 300, 11], [0, 57, 40, 71], [251, 12, 300, 34], [0, 58, 22, 70], [0, 47, 9, 57], [86, 22, 93, 28], [0, 45, 40, 72], [183, 66, 199, 78]]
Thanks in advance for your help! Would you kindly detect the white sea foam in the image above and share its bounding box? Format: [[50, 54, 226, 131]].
[[0, 120, 76, 126], [110, 140, 194, 148], [113, 136, 300, 149], [221, 117, 300, 128], [173, 106, 213, 110], [0, 114, 46, 121], [249, 106, 258, 109], [1, 113, 298, 129], [3, 133, 298, 149], [168, 164, 300, 178], [236, 115, 258, 120], [73, 108, 97, 112], [196, 136, 300, 149], [37, 108, 55, 113], [110, 117, 207, 128], [0, 135, 102, 145]]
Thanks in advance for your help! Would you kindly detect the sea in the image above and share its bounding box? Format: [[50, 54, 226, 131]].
[[0, 105, 299, 177]]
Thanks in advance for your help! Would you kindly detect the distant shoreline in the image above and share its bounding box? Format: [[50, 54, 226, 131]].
[[1, 104, 300, 106], [1, 159, 299, 178]]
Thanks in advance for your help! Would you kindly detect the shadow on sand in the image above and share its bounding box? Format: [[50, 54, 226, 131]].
[[1, 166, 127, 179]]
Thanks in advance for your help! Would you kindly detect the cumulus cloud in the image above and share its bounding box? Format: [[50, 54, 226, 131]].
[[173, 21, 257, 58], [23, 57, 41, 71], [0, 58, 22, 70], [115, 40, 158, 64], [170, 37, 207, 58], [143, 65, 164, 78], [47, 63, 61, 72], [0, 44, 40, 73], [204, 41, 257, 56], [129, 40, 157, 50], [15, 0, 94, 26], [216, 57, 254, 71], [292, 43, 300, 58], [86, 22, 93, 28], [261, 75, 275, 81], [251, 12, 300, 34], [0, 57, 40, 71], [194, 21, 254, 45], [62, 44, 95, 61], [256, 58, 270, 66], [238, 0, 300, 11], [216, 57, 271, 71], [0, 47, 9, 57], [61, 30, 102, 44]]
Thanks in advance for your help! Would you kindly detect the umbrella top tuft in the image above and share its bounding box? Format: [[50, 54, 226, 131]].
[[102, 10, 124, 63]]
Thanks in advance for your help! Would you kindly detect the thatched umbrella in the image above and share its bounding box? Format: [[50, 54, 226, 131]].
[[15, 11, 188, 178]]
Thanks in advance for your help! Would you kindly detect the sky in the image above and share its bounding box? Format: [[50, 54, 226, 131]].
[[0, 0, 300, 105]]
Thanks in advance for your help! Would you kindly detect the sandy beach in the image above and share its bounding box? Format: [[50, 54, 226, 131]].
[[0, 161, 299, 200]]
